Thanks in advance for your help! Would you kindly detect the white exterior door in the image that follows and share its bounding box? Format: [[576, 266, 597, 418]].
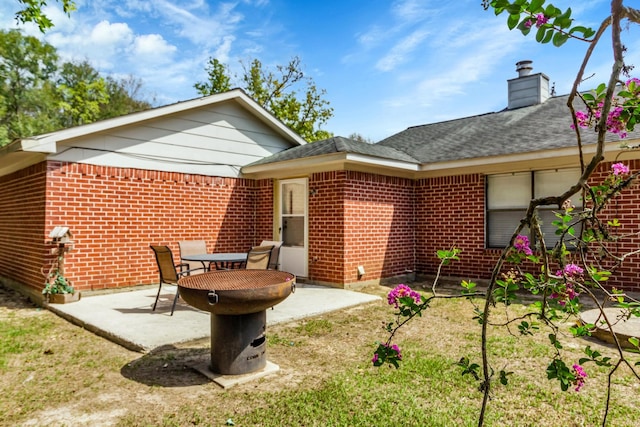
[[278, 178, 308, 277]]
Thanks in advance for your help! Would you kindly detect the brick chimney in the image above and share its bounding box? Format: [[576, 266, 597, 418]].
[[507, 60, 550, 109]]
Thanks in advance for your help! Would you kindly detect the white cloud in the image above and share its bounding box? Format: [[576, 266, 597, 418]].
[[132, 34, 177, 61], [391, 0, 435, 23], [214, 36, 235, 63], [376, 29, 430, 71], [153, 0, 243, 48]]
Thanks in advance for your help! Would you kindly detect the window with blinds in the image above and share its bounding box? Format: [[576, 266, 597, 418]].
[[486, 168, 581, 249]]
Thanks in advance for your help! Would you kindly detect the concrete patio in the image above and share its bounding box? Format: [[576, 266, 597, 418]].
[[47, 283, 382, 353]]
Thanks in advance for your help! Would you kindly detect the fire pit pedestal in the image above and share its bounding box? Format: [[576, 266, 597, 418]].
[[178, 270, 295, 376]]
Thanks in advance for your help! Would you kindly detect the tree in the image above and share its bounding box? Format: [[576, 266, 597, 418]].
[[374, 2, 640, 426], [0, 29, 59, 144], [348, 132, 374, 144], [0, 29, 152, 146], [98, 75, 153, 120], [194, 58, 231, 95], [195, 56, 334, 142], [57, 60, 109, 127], [14, 0, 76, 33]]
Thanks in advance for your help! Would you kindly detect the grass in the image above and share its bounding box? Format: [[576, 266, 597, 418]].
[[1, 284, 639, 426]]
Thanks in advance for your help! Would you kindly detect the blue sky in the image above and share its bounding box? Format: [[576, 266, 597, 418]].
[[2, 1, 638, 141]]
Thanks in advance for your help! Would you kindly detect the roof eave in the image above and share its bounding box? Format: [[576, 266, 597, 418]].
[[416, 140, 639, 177], [13, 89, 307, 149], [241, 152, 419, 179]]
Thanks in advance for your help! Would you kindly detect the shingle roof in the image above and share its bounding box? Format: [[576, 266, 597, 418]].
[[246, 93, 640, 170], [377, 94, 637, 163], [245, 135, 420, 167]]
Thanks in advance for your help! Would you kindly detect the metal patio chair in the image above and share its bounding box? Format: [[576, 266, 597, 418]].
[[260, 240, 283, 270], [150, 245, 192, 316], [178, 240, 209, 273], [243, 245, 275, 270]]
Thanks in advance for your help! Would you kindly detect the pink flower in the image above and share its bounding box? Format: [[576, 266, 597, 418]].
[[626, 77, 640, 87], [387, 284, 421, 308], [561, 263, 584, 277], [535, 14, 548, 27], [391, 344, 402, 360], [372, 343, 402, 366], [572, 364, 587, 392], [513, 234, 533, 255], [612, 162, 630, 176]]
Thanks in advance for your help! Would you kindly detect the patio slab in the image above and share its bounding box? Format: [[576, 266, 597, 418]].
[[47, 283, 381, 353], [580, 307, 640, 349]]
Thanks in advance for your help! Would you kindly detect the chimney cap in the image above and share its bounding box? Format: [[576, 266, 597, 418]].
[[516, 60, 533, 77]]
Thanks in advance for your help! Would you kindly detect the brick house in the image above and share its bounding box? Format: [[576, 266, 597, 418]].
[[2, 64, 640, 301]]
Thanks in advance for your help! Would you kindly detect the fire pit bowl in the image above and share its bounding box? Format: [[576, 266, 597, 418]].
[[178, 270, 295, 315], [177, 269, 296, 376]]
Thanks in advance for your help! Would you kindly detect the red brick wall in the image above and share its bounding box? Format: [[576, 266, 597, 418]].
[[5, 158, 640, 293], [584, 159, 640, 291], [343, 172, 414, 284], [308, 171, 415, 285], [308, 171, 345, 284], [416, 173, 500, 280], [0, 162, 48, 293], [415, 163, 640, 292], [38, 161, 271, 292]]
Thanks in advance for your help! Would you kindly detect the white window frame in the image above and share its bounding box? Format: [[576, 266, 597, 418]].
[[486, 168, 581, 249]]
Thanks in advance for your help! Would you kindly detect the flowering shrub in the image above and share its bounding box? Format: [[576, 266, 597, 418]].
[[374, 2, 640, 426], [373, 163, 640, 425]]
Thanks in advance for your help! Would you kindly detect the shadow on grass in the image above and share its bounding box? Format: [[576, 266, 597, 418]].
[[121, 344, 215, 387]]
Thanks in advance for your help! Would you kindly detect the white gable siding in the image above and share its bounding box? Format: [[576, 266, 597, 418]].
[[48, 101, 294, 178]]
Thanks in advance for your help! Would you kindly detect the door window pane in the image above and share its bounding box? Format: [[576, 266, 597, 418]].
[[283, 217, 304, 247], [282, 183, 305, 215]]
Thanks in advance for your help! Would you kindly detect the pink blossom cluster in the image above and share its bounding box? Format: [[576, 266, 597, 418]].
[[371, 343, 402, 364], [611, 162, 630, 176], [573, 77, 640, 138], [557, 263, 584, 277], [525, 13, 548, 28], [572, 364, 587, 392], [573, 102, 627, 138], [513, 234, 533, 256], [552, 263, 583, 305], [551, 283, 578, 307], [387, 284, 421, 308]]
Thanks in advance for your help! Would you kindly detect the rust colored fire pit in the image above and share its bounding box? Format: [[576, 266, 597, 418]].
[[178, 270, 295, 375]]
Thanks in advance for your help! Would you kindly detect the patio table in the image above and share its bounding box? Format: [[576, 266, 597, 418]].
[[181, 252, 247, 270]]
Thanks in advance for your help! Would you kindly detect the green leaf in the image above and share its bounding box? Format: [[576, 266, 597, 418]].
[[552, 32, 569, 47], [529, 0, 545, 12], [569, 25, 595, 39], [507, 13, 520, 30], [505, 4, 524, 14]]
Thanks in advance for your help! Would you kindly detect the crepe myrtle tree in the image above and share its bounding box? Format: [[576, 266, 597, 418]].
[[373, 2, 640, 426]]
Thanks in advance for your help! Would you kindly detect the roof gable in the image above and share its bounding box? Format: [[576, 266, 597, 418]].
[[0, 89, 306, 178]]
